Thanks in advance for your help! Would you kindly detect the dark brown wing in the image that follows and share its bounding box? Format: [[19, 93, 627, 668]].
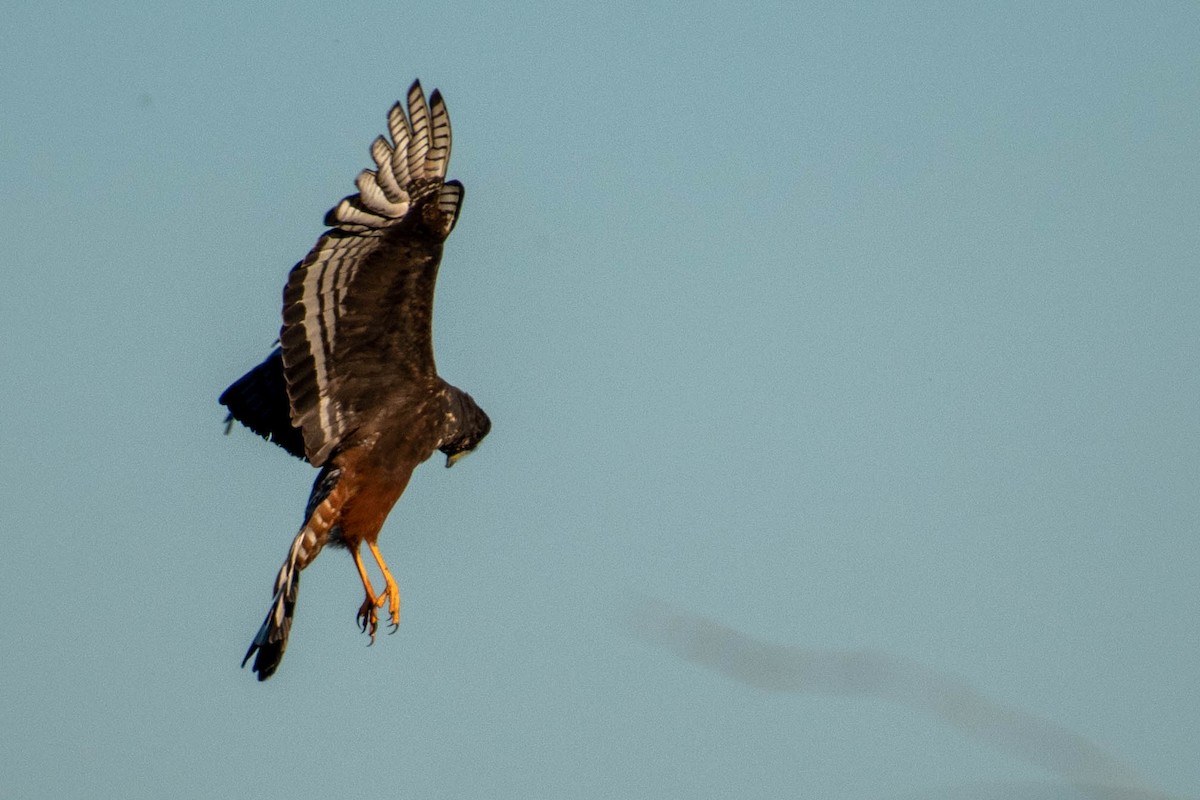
[[279, 81, 465, 466], [219, 347, 307, 460]]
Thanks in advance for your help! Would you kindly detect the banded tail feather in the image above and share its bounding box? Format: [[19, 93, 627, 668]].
[[243, 466, 345, 680], [219, 348, 307, 460], [242, 555, 300, 681]]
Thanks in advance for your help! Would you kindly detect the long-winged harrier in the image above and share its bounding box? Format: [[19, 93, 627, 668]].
[[220, 81, 490, 681]]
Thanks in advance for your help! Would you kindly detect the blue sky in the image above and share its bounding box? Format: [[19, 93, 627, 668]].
[[1, 3, 1197, 798]]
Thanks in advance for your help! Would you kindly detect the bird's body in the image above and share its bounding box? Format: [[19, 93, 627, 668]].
[[222, 81, 490, 681]]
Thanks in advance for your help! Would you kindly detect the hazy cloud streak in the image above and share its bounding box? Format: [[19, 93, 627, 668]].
[[632, 601, 1180, 799]]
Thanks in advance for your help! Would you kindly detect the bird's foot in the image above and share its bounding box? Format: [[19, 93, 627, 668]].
[[381, 572, 400, 634], [367, 541, 401, 634]]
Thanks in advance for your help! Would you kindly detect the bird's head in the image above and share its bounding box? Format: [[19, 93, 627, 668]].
[[440, 389, 491, 468]]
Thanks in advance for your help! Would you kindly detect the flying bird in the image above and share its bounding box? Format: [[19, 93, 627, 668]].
[[220, 81, 491, 681]]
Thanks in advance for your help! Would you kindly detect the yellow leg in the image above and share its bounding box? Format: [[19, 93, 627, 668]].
[[367, 541, 401, 632], [352, 546, 381, 642]]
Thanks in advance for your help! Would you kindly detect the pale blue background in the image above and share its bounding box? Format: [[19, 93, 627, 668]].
[[1, 2, 1197, 799]]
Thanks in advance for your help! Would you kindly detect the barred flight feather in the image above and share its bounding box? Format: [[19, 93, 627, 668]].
[[387, 102, 411, 141], [370, 135, 404, 198], [328, 198, 391, 229], [386, 109, 412, 186], [405, 83, 432, 181], [425, 92, 451, 180], [355, 170, 409, 217]]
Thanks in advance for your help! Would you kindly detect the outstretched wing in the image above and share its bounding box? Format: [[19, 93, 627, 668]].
[[280, 81, 465, 466], [219, 347, 308, 460]]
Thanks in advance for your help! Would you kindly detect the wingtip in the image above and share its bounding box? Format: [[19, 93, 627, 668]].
[[407, 80, 426, 106]]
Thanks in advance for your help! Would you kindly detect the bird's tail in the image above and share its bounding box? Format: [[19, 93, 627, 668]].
[[243, 465, 346, 680]]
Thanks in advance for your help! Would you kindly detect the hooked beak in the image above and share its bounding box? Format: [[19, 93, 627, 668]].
[[445, 451, 468, 468]]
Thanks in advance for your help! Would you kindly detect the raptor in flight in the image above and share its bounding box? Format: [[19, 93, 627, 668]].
[[221, 81, 490, 681]]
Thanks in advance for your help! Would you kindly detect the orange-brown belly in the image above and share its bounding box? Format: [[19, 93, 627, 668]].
[[331, 448, 416, 546]]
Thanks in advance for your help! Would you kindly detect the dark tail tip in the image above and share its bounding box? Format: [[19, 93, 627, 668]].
[[244, 638, 286, 681], [243, 575, 299, 681]]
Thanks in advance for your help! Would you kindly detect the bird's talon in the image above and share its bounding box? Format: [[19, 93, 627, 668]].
[[357, 595, 381, 639]]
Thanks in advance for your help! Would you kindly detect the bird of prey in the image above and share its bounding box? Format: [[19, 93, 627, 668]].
[[220, 81, 491, 681]]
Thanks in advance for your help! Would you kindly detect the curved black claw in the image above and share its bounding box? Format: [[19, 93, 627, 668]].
[[356, 598, 379, 644]]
